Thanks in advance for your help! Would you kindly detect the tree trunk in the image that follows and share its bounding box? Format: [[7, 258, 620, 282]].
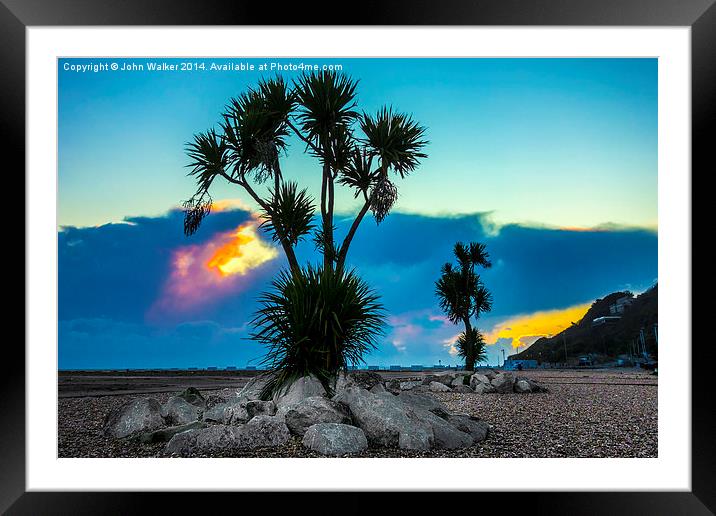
[[463, 317, 474, 371]]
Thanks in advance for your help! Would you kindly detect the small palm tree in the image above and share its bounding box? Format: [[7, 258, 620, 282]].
[[436, 242, 493, 371]]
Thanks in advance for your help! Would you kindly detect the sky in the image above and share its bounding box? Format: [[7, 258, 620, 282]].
[[58, 57, 658, 369]]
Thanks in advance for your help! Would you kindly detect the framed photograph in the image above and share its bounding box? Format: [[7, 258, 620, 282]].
[[5, 0, 711, 512]]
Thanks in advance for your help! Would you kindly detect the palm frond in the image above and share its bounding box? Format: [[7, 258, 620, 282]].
[[361, 106, 428, 178], [259, 182, 316, 246], [251, 265, 386, 398]]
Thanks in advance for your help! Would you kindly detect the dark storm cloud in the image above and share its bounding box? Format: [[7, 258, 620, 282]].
[[58, 209, 657, 368]]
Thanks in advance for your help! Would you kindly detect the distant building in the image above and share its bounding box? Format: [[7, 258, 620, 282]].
[[245, 366, 257, 371], [367, 365, 380, 371], [503, 359, 537, 371], [410, 365, 424, 371], [592, 316, 622, 326], [225, 366, 237, 371], [609, 296, 634, 315]]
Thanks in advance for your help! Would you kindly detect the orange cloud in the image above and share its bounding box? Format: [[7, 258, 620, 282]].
[[147, 220, 278, 323], [484, 303, 591, 349]]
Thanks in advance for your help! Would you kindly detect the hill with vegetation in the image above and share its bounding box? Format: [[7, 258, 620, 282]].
[[512, 284, 658, 364]]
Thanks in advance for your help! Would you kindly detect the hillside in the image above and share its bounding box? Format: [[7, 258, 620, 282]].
[[512, 284, 658, 363]]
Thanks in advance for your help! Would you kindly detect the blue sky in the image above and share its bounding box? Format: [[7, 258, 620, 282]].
[[58, 58, 657, 369]]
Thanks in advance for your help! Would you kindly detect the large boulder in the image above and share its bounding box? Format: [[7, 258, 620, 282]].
[[284, 396, 352, 436], [336, 370, 385, 392], [469, 373, 491, 390], [202, 397, 249, 424], [274, 375, 327, 411], [435, 374, 456, 387], [416, 409, 473, 450], [103, 398, 165, 438], [177, 387, 206, 409], [246, 400, 277, 419], [473, 382, 495, 394], [444, 414, 490, 444], [429, 381, 451, 393], [236, 415, 291, 449], [164, 416, 291, 456], [140, 421, 205, 444], [451, 375, 469, 387], [452, 384, 474, 393], [514, 378, 532, 393], [161, 396, 201, 426], [302, 423, 368, 456], [491, 373, 516, 393], [237, 374, 271, 400], [399, 380, 422, 391], [396, 391, 450, 418], [334, 387, 434, 450]]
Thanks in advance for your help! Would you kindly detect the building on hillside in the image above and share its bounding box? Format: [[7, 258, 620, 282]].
[[609, 296, 634, 315]]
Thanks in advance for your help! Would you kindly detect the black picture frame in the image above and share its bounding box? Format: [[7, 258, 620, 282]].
[[3, 0, 711, 513]]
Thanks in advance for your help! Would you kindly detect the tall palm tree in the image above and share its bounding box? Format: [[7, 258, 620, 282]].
[[435, 242, 493, 371], [182, 71, 429, 395]]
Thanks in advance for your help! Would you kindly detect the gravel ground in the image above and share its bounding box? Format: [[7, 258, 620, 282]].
[[58, 369, 657, 458]]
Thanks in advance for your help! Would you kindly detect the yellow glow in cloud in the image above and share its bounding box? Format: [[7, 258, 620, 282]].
[[210, 198, 252, 213], [485, 303, 591, 349], [206, 223, 279, 277]]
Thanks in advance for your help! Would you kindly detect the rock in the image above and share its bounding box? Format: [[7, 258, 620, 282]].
[[444, 414, 490, 444], [452, 384, 474, 393], [473, 383, 495, 394], [302, 423, 368, 456], [369, 382, 386, 394], [451, 375, 469, 387], [203, 397, 249, 424], [491, 373, 515, 393], [103, 398, 164, 438], [384, 379, 402, 395], [470, 373, 491, 390], [195, 425, 243, 452], [164, 425, 242, 456], [205, 393, 229, 410], [161, 396, 201, 425], [140, 421, 205, 444], [274, 375, 327, 410], [435, 374, 456, 386], [177, 387, 206, 408], [284, 396, 352, 436], [514, 379, 532, 393], [396, 391, 451, 417], [421, 375, 439, 386], [336, 387, 434, 450], [429, 381, 451, 392], [237, 374, 271, 400], [236, 415, 291, 449], [399, 380, 422, 391], [526, 378, 548, 392], [335, 370, 385, 392], [417, 409, 473, 449], [164, 429, 203, 456], [246, 400, 277, 419]]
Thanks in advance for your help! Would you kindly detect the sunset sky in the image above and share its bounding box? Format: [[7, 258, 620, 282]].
[[58, 58, 657, 369]]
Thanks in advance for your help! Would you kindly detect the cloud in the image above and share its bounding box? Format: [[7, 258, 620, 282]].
[[59, 207, 657, 368], [147, 220, 279, 323], [484, 302, 591, 349]]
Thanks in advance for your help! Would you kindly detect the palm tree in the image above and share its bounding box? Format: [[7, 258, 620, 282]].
[[435, 242, 493, 371], [182, 71, 428, 395]]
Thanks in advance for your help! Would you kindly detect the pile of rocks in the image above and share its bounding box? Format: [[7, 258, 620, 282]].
[[386, 370, 547, 395], [100, 373, 492, 457]]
